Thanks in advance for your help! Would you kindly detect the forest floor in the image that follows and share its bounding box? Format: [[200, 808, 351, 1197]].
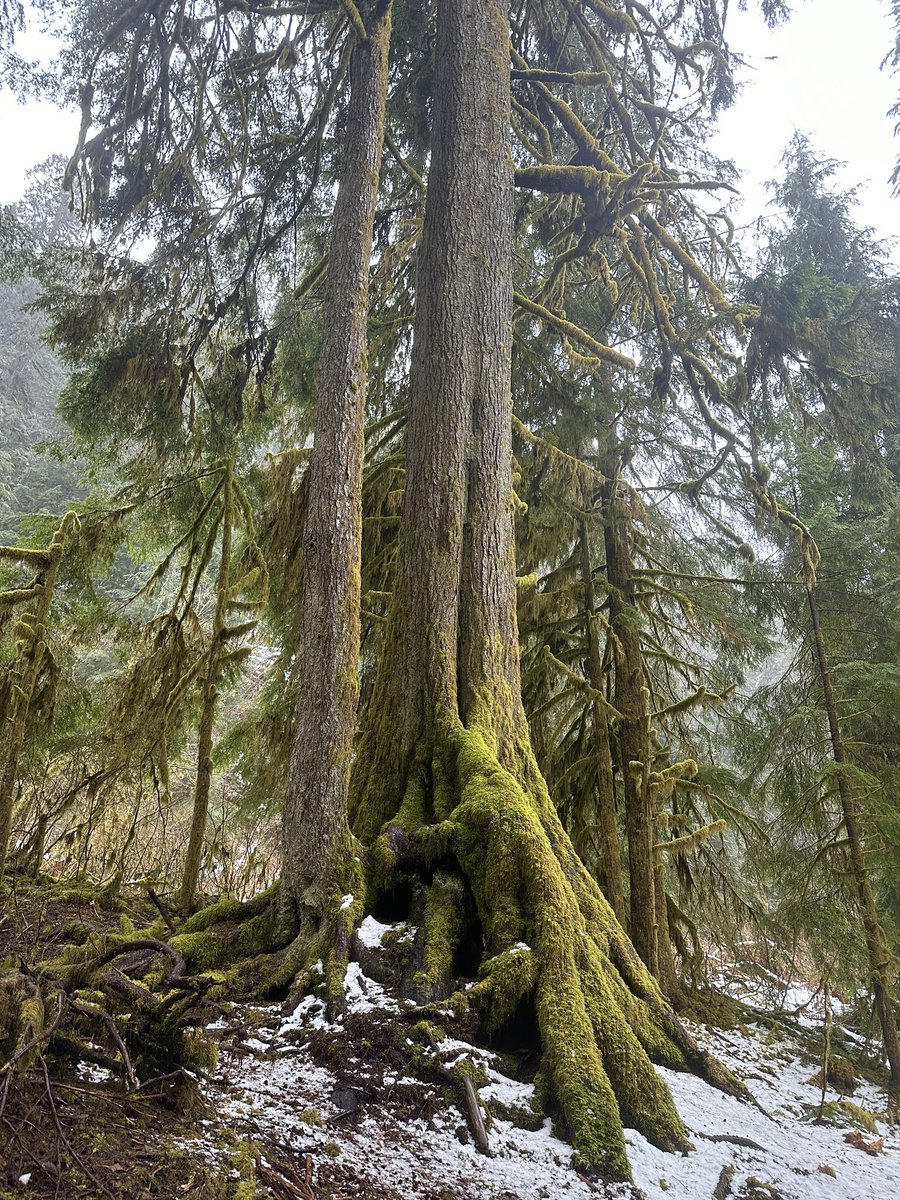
[[1, 891, 898, 1200]]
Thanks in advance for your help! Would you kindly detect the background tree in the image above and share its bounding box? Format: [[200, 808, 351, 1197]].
[[741, 137, 900, 1093]]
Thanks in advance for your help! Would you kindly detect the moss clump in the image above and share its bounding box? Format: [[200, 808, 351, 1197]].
[[811, 1099, 879, 1133], [827, 1054, 858, 1095], [229, 1139, 259, 1200], [445, 1050, 489, 1088], [170, 930, 231, 972], [413, 871, 466, 1001], [180, 895, 249, 934], [461, 943, 536, 1032], [172, 897, 278, 977], [482, 1086, 545, 1132], [679, 988, 746, 1030], [0, 971, 45, 1067]]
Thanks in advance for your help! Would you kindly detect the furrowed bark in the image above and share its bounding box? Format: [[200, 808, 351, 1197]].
[[350, 0, 520, 844], [279, 1, 392, 940], [347, 0, 742, 1178]]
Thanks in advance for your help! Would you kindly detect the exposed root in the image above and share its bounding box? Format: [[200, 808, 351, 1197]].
[[1, 922, 221, 1109], [170, 859, 369, 1019], [153, 718, 749, 1180], [350, 714, 749, 1178]]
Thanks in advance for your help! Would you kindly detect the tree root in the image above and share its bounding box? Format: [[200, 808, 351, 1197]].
[[157, 720, 751, 1180], [1, 927, 222, 1108], [352, 717, 750, 1178]]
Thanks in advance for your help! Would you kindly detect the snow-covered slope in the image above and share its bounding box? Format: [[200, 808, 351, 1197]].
[[193, 935, 898, 1199]]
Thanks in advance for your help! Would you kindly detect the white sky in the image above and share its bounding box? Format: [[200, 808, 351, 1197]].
[[0, 0, 897, 242], [712, 0, 899, 246]]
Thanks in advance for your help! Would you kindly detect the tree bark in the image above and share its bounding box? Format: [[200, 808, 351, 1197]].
[[654, 858, 684, 1005], [347, 0, 744, 1177], [577, 508, 626, 923], [806, 583, 900, 1097], [350, 0, 521, 845], [603, 475, 657, 974], [279, 1, 392, 940]]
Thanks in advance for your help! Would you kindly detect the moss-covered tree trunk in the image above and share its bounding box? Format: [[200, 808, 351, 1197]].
[[348, 0, 743, 1177], [576, 506, 625, 923], [806, 583, 900, 1097], [279, 1, 392, 943], [0, 514, 74, 877], [603, 473, 658, 974], [179, 467, 234, 912], [654, 857, 684, 1006]]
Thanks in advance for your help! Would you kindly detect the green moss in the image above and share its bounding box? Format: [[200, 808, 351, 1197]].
[[445, 721, 690, 1173], [350, 701, 733, 1177], [827, 1055, 858, 1095], [482, 1086, 544, 1131], [679, 988, 745, 1030], [171, 896, 278, 977], [448, 1053, 489, 1087], [473, 945, 536, 1033], [410, 1019, 439, 1045], [181, 895, 248, 934], [0, 973, 45, 1065], [229, 1139, 259, 1200], [367, 834, 398, 893], [811, 1099, 879, 1133], [177, 1029, 219, 1074], [414, 872, 466, 1001], [171, 930, 232, 971]]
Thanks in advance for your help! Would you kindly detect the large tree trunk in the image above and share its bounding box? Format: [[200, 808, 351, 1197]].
[[806, 583, 900, 1097], [279, 2, 392, 946], [348, 0, 743, 1177]]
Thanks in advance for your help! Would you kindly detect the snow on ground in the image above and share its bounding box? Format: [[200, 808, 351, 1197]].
[[193, 962, 899, 1200], [628, 1025, 899, 1199]]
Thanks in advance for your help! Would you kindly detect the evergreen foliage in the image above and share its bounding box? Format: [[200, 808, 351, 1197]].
[[0, 0, 899, 1177]]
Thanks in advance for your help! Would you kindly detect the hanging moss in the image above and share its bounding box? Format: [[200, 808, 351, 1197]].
[[0, 971, 45, 1068]]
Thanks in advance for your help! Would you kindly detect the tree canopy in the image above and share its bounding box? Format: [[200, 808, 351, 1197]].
[[1, 0, 900, 1189]]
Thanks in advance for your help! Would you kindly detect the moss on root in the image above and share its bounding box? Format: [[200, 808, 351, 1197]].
[[346, 713, 745, 1179], [176, 711, 743, 1180], [412, 870, 466, 1001]]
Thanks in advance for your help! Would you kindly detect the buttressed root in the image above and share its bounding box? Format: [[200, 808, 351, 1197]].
[[173, 718, 746, 1179], [353, 715, 748, 1178]]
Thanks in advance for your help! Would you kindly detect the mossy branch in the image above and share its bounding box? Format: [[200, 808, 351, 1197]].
[[514, 291, 636, 370], [656, 819, 727, 858]]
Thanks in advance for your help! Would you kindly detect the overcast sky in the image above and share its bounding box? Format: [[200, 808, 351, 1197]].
[[710, 0, 898, 247], [0, 0, 898, 243]]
